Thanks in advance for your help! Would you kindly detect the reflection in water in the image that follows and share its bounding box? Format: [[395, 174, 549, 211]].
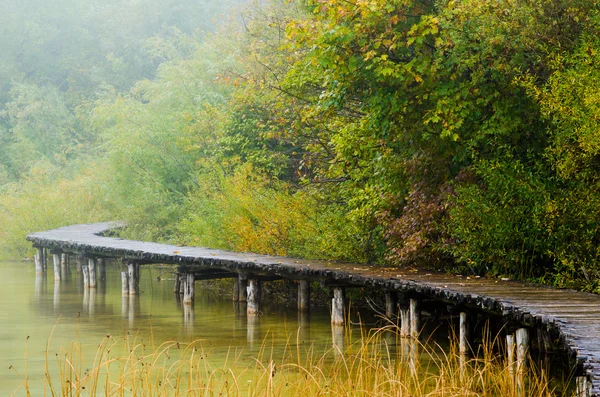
[[35, 272, 47, 299], [128, 295, 140, 327], [298, 311, 310, 344], [247, 314, 260, 349], [183, 303, 194, 335], [53, 281, 60, 308], [1, 261, 454, 396], [332, 324, 344, 355]]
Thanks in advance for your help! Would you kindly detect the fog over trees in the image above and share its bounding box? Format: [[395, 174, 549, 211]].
[[1, 0, 599, 292]]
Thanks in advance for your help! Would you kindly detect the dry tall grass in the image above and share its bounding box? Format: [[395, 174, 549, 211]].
[[12, 322, 568, 397]]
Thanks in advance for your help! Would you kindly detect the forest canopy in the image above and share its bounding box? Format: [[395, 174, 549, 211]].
[[1, 0, 600, 291]]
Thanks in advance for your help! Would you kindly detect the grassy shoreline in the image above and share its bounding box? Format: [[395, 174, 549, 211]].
[[12, 322, 569, 397]]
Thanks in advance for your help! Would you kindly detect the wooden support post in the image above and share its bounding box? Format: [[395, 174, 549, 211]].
[[331, 287, 345, 325], [459, 311, 470, 355], [134, 263, 140, 287], [238, 274, 248, 302], [183, 272, 195, 305], [409, 298, 421, 338], [233, 277, 240, 301], [127, 262, 138, 295], [537, 327, 552, 353], [97, 258, 106, 282], [42, 247, 47, 271], [53, 253, 61, 281], [400, 306, 410, 337], [507, 334, 516, 376], [516, 328, 529, 374], [174, 274, 181, 295], [247, 279, 261, 315], [121, 271, 129, 295], [577, 376, 591, 397], [298, 280, 310, 313], [61, 253, 68, 277], [82, 264, 89, 289], [385, 291, 397, 319], [35, 247, 44, 274], [88, 258, 96, 288], [77, 255, 84, 273]]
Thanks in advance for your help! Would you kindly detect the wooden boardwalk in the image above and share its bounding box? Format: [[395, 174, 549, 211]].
[[27, 222, 600, 395]]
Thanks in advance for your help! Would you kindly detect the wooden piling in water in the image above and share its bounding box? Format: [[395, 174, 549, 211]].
[[97, 258, 106, 283], [459, 311, 470, 355], [88, 258, 97, 288], [247, 279, 261, 315], [331, 287, 345, 325], [400, 305, 410, 337], [53, 253, 61, 281], [385, 291, 397, 319], [174, 274, 181, 295], [233, 277, 240, 301], [127, 262, 138, 295], [82, 264, 89, 289], [42, 247, 47, 271], [61, 253, 68, 277], [516, 328, 529, 374], [238, 274, 248, 302], [34, 247, 44, 274], [183, 272, 195, 305], [409, 298, 421, 338], [577, 376, 591, 397], [507, 333, 516, 376], [121, 271, 129, 295], [77, 255, 84, 273], [298, 280, 310, 313]]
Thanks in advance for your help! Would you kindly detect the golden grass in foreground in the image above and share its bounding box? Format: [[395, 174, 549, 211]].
[[17, 324, 567, 396]]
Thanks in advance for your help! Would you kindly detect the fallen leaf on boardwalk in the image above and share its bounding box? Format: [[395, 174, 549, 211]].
[[173, 251, 180, 254]]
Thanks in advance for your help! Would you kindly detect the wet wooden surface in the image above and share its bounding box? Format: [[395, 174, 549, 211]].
[[27, 222, 600, 394]]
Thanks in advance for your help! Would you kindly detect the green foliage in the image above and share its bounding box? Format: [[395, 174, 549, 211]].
[[178, 164, 374, 262], [0, 166, 110, 259]]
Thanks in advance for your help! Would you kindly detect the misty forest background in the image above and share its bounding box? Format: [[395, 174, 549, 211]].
[[1, 0, 599, 291]]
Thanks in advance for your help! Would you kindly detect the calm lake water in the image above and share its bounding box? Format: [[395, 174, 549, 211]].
[[0, 260, 387, 395], [0, 260, 570, 395]]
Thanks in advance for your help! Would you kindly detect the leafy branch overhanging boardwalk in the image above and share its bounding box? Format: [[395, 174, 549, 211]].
[[26, 222, 600, 396]]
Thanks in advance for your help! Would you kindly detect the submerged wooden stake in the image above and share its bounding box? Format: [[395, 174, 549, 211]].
[[298, 280, 310, 313], [409, 298, 421, 338], [247, 279, 261, 315], [331, 287, 345, 325]]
